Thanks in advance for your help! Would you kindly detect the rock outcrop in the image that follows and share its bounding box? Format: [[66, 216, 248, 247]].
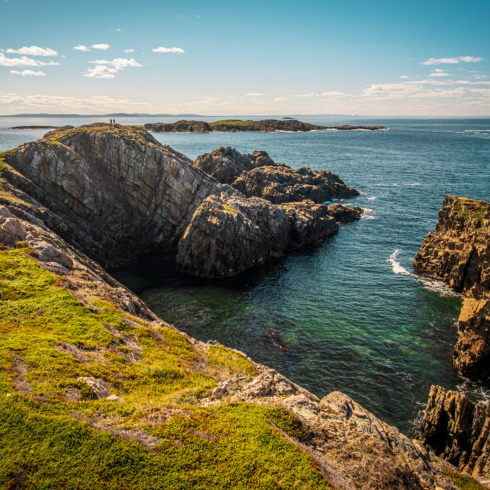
[[144, 120, 212, 133], [1, 124, 219, 268], [326, 203, 364, 222], [145, 119, 387, 133], [414, 195, 490, 378], [419, 385, 490, 483], [193, 146, 359, 204]]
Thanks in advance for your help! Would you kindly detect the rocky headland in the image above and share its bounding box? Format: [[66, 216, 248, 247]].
[[144, 119, 386, 133], [414, 195, 490, 379], [0, 125, 475, 487]]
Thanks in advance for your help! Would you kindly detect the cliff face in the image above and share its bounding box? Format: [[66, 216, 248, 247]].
[[1, 124, 218, 268], [419, 385, 490, 481], [414, 195, 490, 379]]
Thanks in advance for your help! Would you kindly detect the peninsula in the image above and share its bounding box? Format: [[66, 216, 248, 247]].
[[144, 119, 386, 133]]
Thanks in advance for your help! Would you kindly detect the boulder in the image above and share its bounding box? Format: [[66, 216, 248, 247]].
[[326, 203, 364, 222]]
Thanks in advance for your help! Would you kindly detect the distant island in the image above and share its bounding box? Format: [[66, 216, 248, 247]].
[[144, 119, 386, 133], [9, 126, 58, 130]]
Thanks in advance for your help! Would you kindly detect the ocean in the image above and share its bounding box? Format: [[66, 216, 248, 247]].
[[1, 115, 489, 433]]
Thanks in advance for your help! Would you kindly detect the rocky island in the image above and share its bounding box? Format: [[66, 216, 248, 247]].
[[0, 123, 479, 489], [144, 119, 386, 133]]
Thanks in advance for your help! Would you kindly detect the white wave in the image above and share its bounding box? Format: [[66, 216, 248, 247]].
[[403, 183, 421, 186], [368, 196, 376, 200], [387, 250, 411, 275]]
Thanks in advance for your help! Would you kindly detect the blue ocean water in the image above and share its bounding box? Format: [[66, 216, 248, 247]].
[[1, 116, 489, 433]]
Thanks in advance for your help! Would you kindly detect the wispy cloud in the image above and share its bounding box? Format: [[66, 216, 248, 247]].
[[400, 75, 410, 79], [152, 47, 185, 53], [73, 45, 90, 52], [246, 92, 263, 96], [89, 58, 142, 70], [10, 69, 46, 76], [293, 93, 316, 97], [429, 69, 451, 77], [321, 91, 353, 98], [116, 29, 122, 32], [91, 44, 110, 51], [6, 46, 57, 56], [124, 49, 134, 53], [423, 56, 484, 65], [273, 97, 287, 102], [0, 53, 60, 67]]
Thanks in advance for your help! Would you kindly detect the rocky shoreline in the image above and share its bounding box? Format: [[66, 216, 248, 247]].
[[0, 125, 483, 488], [144, 119, 386, 133]]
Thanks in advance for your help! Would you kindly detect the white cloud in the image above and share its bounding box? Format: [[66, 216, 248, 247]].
[[0, 53, 60, 67], [400, 76, 410, 79], [124, 49, 134, 53], [273, 97, 287, 102], [84, 65, 117, 79], [116, 29, 122, 32], [10, 69, 46, 76], [321, 91, 353, 98], [73, 45, 90, 52], [89, 58, 142, 70], [246, 92, 263, 96], [91, 44, 110, 51], [429, 72, 450, 77], [293, 93, 316, 97], [434, 69, 444, 72], [152, 47, 185, 53], [423, 56, 484, 65], [6, 46, 57, 56]]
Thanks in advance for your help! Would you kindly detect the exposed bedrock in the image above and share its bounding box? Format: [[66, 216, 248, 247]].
[[193, 146, 359, 204], [414, 195, 490, 379], [1, 124, 219, 268], [418, 385, 490, 481], [144, 120, 212, 133]]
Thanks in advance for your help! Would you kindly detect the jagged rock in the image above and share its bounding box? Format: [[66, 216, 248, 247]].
[[415, 195, 490, 379], [1, 124, 219, 268], [176, 193, 291, 278], [419, 385, 490, 479], [232, 165, 359, 204], [176, 194, 341, 278], [280, 200, 338, 247], [283, 394, 320, 422], [453, 284, 490, 377], [326, 203, 364, 222], [144, 120, 212, 133]]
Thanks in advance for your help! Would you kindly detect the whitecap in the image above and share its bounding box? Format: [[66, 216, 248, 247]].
[[368, 197, 376, 200], [403, 183, 421, 186], [387, 250, 411, 275]]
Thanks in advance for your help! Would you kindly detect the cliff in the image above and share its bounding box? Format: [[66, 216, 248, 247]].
[[414, 195, 490, 378], [144, 119, 386, 133], [419, 385, 490, 484]]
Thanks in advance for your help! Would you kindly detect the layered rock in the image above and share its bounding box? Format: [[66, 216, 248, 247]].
[[193, 146, 359, 204], [414, 195, 490, 378], [176, 195, 363, 277], [1, 124, 219, 268], [419, 385, 490, 481]]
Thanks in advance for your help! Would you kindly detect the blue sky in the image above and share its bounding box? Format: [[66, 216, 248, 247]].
[[1, 0, 489, 115]]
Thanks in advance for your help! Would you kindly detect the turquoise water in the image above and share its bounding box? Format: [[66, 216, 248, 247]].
[[1, 116, 489, 433]]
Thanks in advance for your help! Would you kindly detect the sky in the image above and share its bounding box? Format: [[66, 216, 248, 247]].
[[0, 0, 489, 116]]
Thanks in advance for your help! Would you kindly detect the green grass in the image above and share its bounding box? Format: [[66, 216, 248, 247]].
[[209, 120, 256, 127], [0, 248, 334, 489], [453, 197, 488, 228], [444, 469, 488, 490]]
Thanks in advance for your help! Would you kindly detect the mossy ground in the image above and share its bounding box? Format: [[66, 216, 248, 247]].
[[453, 197, 488, 229], [209, 120, 256, 127], [0, 248, 333, 489], [444, 469, 488, 490]]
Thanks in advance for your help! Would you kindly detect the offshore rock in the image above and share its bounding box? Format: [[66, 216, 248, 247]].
[[232, 165, 359, 204], [144, 120, 212, 133], [1, 124, 219, 268], [326, 203, 364, 222], [419, 385, 490, 480], [176, 193, 291, 278], [414, 195, 490, 378], [194, 147, 359, 204], [176, 195, 340, 278]]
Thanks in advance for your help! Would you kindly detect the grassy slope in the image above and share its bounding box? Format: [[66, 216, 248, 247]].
[[0, 248, 332, 489]]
